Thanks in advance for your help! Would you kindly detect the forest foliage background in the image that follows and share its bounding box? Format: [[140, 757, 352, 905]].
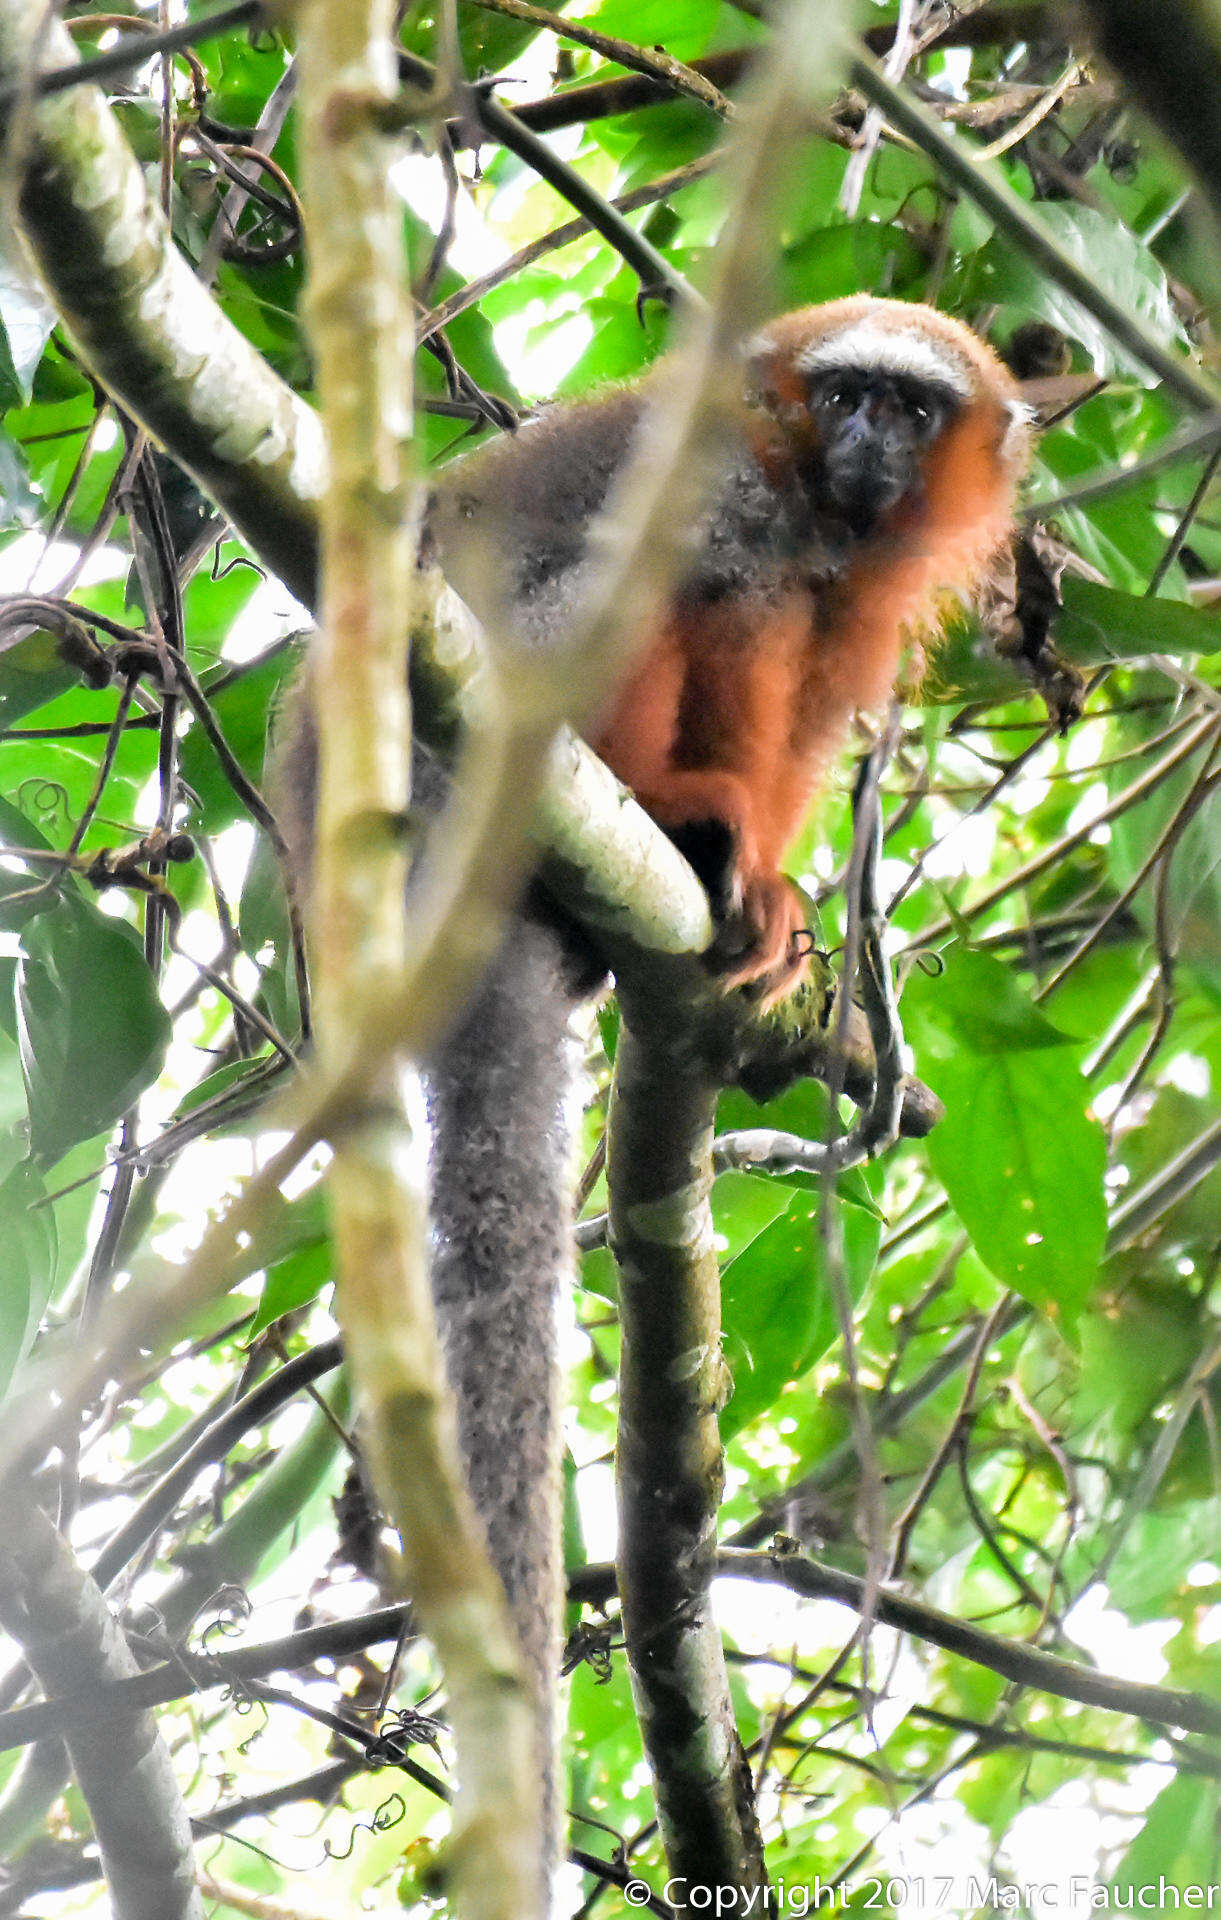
[[0, 0, 1219, 1913]]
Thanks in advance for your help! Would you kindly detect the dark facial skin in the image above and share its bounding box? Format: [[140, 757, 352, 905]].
[[805, 367, 962, 535]]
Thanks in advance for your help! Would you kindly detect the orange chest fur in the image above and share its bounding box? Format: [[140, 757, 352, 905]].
[[592, 575, 913, 869]]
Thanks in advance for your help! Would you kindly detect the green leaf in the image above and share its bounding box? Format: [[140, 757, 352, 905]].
[[0, 237, 56, 406], [16, 901, 171, 1165], [0, 626, 81, 726], [0, 1156, 55, 1407], [1075, 1279, 1201, 1435], [250, 1239, 333, 1337], [969, 204, 1185, 382], [0, 730, 152, 841], [720, 1184, 879, 1440], [575, 0, 724, 58], [777, 222, 924, 309], [179, 650, 300, 832], [1099, 1504, 1215, 1617], [557, 300, 670, 395], [1111, 1088, 1221, 1255], [905, 949, 1106, 1327], [912, 945, 1083, 1055], [165, 1056, 285, 1151], [0, 430, 37, 526], [238, 831, 301, 1039], [1106, 720, 1221, 994], [711, 1169, 795, 1264], [1059, 576, 1221, 660], [0, 789, 58, 859], [1109, 1774, 1220, 1893]]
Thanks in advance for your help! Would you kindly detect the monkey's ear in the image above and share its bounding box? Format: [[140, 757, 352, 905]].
[[1000, 395, 1036, 467], [741, 327, 809, 420]]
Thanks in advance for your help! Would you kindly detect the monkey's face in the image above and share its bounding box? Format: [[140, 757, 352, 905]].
[[803, 366, 962, 537], [746, 298, 1028, 558]]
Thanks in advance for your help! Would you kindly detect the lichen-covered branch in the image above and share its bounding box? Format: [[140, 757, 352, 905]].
[[604, 0, 853, 1900], [609, 1024, 767, 1901], [0, 3, 322, 605], [0, 1500, 203, 1920], [0, 1363, 351, 1861], [285, 0, 546, 1912]]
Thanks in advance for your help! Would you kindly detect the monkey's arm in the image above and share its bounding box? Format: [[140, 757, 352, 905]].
[[430, 398, 823, 997]]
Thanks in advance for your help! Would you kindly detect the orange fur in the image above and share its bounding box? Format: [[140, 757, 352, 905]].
[[433, 298, 1029, 1000], [593, 302, 1028, 996]]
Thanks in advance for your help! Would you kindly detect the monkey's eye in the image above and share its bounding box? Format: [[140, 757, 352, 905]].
[[814, 376, 863, 416], [901, 384, 957, 438], [907, 396, 947, 441]]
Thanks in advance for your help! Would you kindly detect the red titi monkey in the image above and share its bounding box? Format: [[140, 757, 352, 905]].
[[430, 296, 1030, 996], [289, 297, 1030, 1896]]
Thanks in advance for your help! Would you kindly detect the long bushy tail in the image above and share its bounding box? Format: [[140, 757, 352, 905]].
[[426, 916, 576, 1875], [271, 693, 574, 1884]]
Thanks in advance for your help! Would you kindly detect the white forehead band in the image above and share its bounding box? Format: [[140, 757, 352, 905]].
[[795, 321, 974, 398]]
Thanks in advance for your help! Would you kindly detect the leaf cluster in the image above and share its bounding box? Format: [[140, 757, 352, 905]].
[[0, 0, 1218, 1910]]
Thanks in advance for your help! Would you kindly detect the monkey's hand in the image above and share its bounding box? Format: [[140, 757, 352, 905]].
[[630, 767, 813, 1003], [711, 866, 813, 1003]]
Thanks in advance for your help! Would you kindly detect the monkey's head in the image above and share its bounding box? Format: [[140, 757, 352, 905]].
[[745, 296, 1032, 553]]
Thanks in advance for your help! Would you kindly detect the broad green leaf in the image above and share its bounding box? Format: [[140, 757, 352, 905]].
[[0, 789, 58, 858], [576, 0, 724, 58], [250, 1239, 333, 1336], [777, 222, 924, 308], [16, 901, 171, 1165], [959, 1745, 1034, 1840], [716, 1074, 832, 1145], [557, 299, 670, 394], [0, 626, 81, 726], [179, 649, 301, 832], [168, 1056, 285, 1144], [1107, 722, 1221, 993], [577, 1243, 618, 1304], [906, 949, 1106, 1327], [1093, 1505, 1214, 1619], [720, 1185, 880, 1440], [1110, 1774, 1220, 1893], [0, 732, 151, 841], [0, 238, 56, 406], [0, 429, 37, 526], [567, 1658, 647, 1848], [1111, 1089, 1221, 1255], [0, 1156, 55, 1407], [248, 1184, 329, 1270], [711, 1169, 795, 1263], [968, 204, 1184, 381], [238, 831, 301, 1039], [912, 944, 1082, 1054], [1059, 576, 1221, 661], [1075, 1278, 1201, 1435]]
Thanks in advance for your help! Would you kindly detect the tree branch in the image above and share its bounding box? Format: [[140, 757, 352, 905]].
[[605, 1, 853, 1901], [460, 0, 735, 119], [847, 47, 1221, 414], [718, 1548, 1221, 1741], [1080, 0, 1221, 226], [610, 1021, 766, 1897], [0, 1500, 204, 1920], [286, 0, 550, 1910]]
